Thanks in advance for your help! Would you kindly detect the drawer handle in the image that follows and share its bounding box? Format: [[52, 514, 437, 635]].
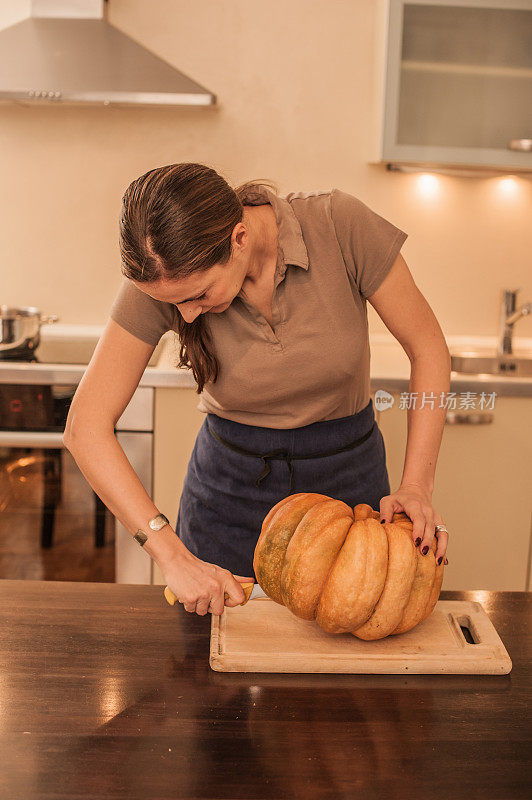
[[0, 430, 65, 447], [445, 412, 494, 425]]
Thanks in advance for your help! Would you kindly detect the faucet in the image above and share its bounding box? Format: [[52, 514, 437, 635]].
[[497, 288, 531, 356]]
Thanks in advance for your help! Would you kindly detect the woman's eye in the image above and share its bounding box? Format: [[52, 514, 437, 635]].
[[177, 293, 206, 306]]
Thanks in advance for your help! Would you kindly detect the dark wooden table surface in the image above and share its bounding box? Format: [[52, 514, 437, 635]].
[[1, 579, 530, 800]]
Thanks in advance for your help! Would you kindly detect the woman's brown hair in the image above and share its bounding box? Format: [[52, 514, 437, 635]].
[[119, 162, 278, 393]]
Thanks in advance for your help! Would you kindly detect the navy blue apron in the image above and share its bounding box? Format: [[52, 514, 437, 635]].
[[175, 398, 390, 579]]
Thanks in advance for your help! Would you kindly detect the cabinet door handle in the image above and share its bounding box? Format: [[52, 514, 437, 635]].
[[445, 412, 494, 425]]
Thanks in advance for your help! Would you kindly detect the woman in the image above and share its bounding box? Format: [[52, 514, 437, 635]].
[[64, 162, 450, 618]]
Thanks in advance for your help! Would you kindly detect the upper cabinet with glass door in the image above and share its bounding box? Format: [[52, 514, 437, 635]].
[[376, 0, 532, 172]]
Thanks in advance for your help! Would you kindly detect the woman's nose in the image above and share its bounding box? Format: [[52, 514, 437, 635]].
[[181, 305, 202, 323]]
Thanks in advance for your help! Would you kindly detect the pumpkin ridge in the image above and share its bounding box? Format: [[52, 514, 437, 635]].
[[347, 507, 387, 619], [352, 522, 417, 640], [420, 539, 444, 622], [390, 547, 436, 635], [259, 492, 306, 534], [305, 511, 354, 618], [280, 499, 353, 618], [316, 518, 388, 633], [315, 513, 355, 615], [347, 519, 388, 623], [253, 493, 331, 604]]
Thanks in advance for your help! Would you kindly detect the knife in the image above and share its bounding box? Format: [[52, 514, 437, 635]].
[[163, 581, 267, 608]]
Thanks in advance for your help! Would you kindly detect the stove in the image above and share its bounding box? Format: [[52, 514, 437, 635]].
[[0, 347, 38, 362], [0, 335, 95, 431], [0, 328, 170, 392], [0, 332, 162, 366], [0, 331, 150, 430]]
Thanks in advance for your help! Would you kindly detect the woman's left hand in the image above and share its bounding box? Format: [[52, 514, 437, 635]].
[[378, 483, 448, 567]]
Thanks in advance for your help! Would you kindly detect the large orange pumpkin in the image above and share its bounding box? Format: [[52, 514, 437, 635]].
[[253, 492, 445, 640]]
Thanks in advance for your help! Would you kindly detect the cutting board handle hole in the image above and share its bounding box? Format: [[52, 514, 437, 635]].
[[456, 614, 479, 644]]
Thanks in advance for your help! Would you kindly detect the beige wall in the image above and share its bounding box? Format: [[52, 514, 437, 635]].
[[1, 0, 531, 340]]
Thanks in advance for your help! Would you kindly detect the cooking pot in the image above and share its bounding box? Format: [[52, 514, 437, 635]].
[[0, 306, 59, 353]]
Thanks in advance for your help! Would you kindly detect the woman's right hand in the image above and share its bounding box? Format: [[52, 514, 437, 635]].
[[162, 549, 254, 617]]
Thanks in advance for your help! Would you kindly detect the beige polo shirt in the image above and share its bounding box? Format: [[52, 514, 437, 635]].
[[109, 185, 407, 429]]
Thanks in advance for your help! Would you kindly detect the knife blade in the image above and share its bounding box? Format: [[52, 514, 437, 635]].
[[163, 581, 267, 608]]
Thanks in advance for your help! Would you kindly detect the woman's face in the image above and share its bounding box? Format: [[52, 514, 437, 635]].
[[133, 260, 245, 324], [132, 205, 274, 324]]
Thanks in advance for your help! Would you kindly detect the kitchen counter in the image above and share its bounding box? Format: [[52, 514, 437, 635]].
[[0, 329, 196, 389], [108, 330, 532, 397], [369, 333, 532, 398], [1, 579, 529, 800], [1, 328, 530, 396]]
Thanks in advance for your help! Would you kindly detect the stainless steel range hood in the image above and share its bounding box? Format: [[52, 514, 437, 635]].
[[0, 0, 216, 107]]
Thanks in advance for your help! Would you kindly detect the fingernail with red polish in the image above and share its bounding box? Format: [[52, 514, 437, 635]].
[[415, 537, 422, 546], [380, 519, 386, 524], [437, 556, 443, 565], [422, 545, 429, 555]]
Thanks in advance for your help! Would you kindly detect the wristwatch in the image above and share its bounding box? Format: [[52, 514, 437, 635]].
[[134, 513, 170, 547]]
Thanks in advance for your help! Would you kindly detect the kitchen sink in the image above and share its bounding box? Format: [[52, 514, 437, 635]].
[[451, 350, 532, 378]]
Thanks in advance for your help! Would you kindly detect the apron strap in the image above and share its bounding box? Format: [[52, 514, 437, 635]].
[[255, 449, 295, 493], [207, 421, 376, 495]]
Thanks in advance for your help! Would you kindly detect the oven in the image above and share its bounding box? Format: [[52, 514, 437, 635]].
[[0, 331, 159, 585]]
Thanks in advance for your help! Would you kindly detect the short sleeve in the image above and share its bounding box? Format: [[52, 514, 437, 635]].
[[330, 188, 408, 299], [109, 278, 176, 346]]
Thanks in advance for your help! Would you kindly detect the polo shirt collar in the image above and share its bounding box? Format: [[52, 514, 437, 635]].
[[239, 184, 309, 271]]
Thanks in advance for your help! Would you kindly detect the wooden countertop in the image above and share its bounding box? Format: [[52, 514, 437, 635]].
[[1, 579, 529, 800]]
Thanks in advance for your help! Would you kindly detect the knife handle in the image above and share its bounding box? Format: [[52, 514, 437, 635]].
[[163, 582, 255, 608]]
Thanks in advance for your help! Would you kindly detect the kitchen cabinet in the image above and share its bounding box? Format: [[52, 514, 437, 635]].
[[374, 0, 532, 172], [376, 394, 532, 590]]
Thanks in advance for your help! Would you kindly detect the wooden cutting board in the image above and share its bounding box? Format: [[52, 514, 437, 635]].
[[210, 598, 512, 674]]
